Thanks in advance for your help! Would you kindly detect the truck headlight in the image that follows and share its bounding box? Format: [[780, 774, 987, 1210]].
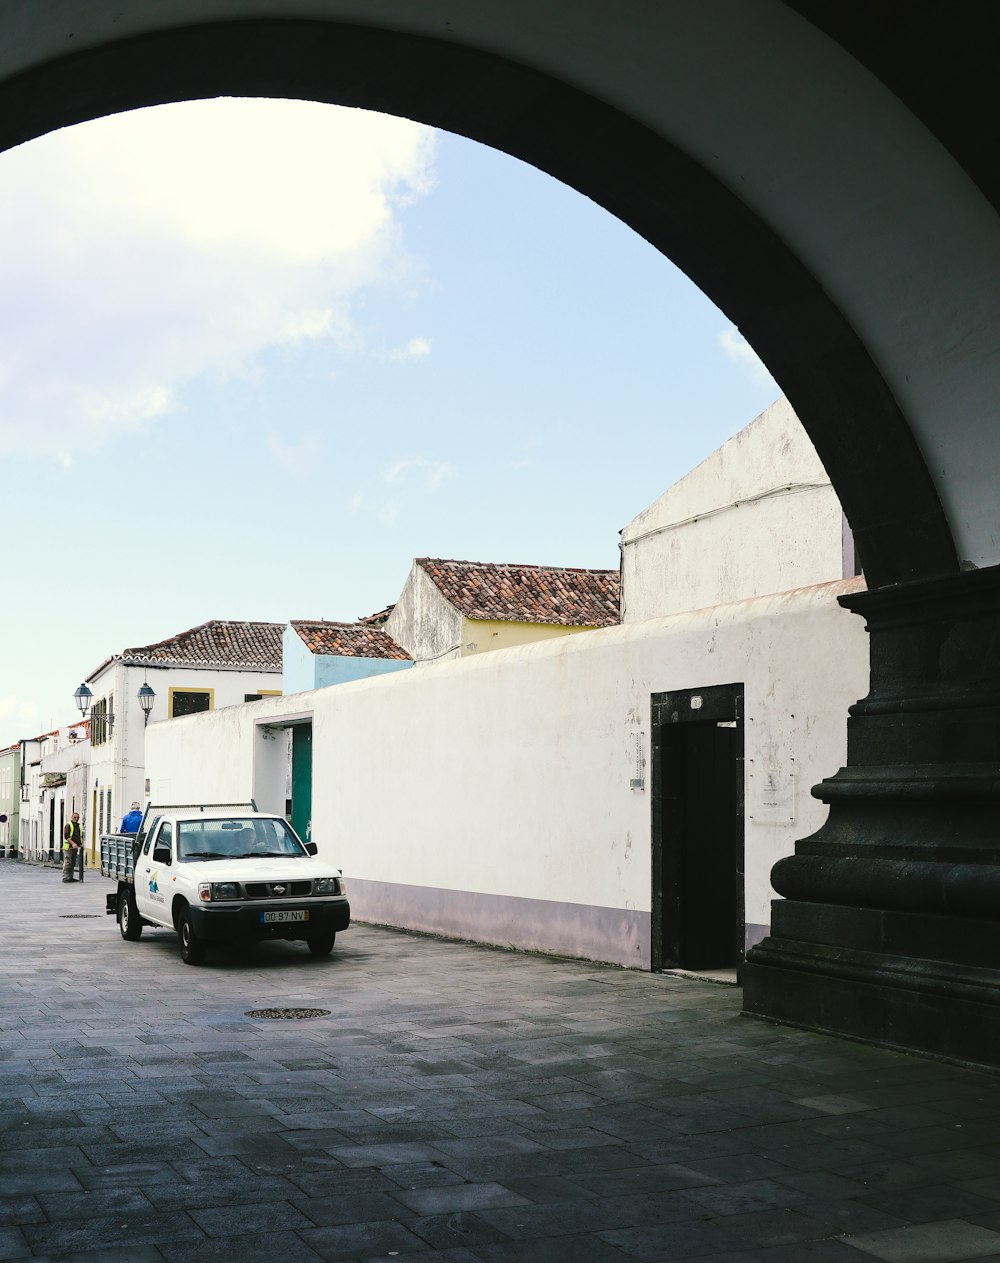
[[313, 877, 338, 895], [199, 882, 241, 902]]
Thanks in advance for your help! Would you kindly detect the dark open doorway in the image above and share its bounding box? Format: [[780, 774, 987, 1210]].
[[651, 684, 744, 973]]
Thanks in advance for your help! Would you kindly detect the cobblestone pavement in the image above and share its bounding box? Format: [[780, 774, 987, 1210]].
[[2, 861, 1000, 1262]]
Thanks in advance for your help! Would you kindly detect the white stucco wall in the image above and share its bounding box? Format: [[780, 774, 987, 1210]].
[[621, 398, 849, 621], [146, 577, 868, 969]]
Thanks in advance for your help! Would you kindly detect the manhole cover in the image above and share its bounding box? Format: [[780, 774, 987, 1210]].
[[245, 1007, 331, 1020], [59, 914, 100, 918]]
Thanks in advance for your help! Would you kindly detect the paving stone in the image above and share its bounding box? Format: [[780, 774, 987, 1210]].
[[187, 1199, 315, 1236], [2, 865, 1000, 1261], [475, 1232, 635, 1261], [146, 1173, 303, 1212], [22, 1211, 204, 1254], [160, 1230, 325, 1262], [502, 1174, 599, 1203], [0, 1172, 84, 1196], [0, 1226, 30, 1260], [34, 1188, 157, 1221], [298, 1219, 431, 1260], [601, 1219, 753, 1260], [844, 1217, 1000, 1261], [678, 1176, 814, 1217], [403, 1210, 516, 1250], [356, 1249, 482, 1263], [392, 1180, 529, 1216], [710, 1207, 843, 1246], [25, 1248, 166, 1263], [567, 1164, 720, 1197], [0, 1196, 44, 1235]]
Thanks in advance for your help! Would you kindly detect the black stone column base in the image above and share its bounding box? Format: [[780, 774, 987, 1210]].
[[743, 566, 1000, 1068], [743, 899, 1000, 1065]]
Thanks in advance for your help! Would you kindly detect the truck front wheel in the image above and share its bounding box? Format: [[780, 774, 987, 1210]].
[[307, 931, 336, 957], [178, 908, 206, 965], [119, 890, 142, 941]]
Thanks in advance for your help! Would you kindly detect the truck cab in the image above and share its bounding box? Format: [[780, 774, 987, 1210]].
[[104, 803, 350, 964]]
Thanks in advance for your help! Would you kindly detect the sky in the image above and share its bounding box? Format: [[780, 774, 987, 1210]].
[[0, 98, 778, 749]]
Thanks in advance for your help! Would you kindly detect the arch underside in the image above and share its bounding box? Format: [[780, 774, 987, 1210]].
[[1, 10, 991, 588]]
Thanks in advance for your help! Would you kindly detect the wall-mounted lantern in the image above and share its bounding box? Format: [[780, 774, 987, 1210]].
[[137, 683, 156, 727]]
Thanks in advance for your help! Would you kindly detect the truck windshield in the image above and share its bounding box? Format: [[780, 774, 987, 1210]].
[[177, 818, 306, 860]]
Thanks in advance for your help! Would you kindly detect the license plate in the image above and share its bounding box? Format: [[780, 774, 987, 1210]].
[[260, 909, 309, 923]]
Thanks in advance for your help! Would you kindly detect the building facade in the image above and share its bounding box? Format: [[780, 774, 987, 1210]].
[[385, 557, 621, 664], [283, 621, 412, 693], [17, 723, 89, 862], [83, 619, 283, 852], [0, 743, 19, 856], [145, 402, 868, 971]]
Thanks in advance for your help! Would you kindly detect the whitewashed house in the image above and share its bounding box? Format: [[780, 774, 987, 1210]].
[[0, 743, 19, 857], [145, 400, 869, 972], [81, 620, 283, 855], [620, 395, 859, 621], [18, 722, 90, 862]]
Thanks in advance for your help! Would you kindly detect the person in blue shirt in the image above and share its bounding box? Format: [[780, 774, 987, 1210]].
[[120, 802, 143, 834]]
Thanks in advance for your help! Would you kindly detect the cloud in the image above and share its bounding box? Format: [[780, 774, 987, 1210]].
[[349, 454, 455, 523], [385, 457, 455, 491], [265, 429, 325, 473], [720, 326, 776, 387], [386, 336, 432, 362], [0, 99, 437, 459]]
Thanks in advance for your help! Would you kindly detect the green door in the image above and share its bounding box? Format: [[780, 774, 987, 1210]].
[[291, 724, 313, 845]]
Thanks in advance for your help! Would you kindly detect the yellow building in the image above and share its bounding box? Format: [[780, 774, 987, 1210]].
[[381, 557, 620, 663]]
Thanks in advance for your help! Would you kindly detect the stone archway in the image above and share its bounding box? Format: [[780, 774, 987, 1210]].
[[4, 2, 1000, 1062]]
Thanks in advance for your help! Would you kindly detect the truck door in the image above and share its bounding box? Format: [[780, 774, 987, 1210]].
[[136, 821, 173, 926]]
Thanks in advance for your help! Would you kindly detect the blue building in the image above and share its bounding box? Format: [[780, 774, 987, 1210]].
[[283, 620, 413, 694]]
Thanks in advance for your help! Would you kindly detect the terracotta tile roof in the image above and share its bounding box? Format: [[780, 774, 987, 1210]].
[[358, 604, 395, 626], [416, 558, 621, 626], [87, 620, 284, 679], [291, 620, 412, 660]]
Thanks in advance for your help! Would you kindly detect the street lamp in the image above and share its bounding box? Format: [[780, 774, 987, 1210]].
[[73, 684, 93, 717], [137, 683, 156, 726]]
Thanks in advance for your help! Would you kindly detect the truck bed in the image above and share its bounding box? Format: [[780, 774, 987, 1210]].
[[100, 833, 136, 882]]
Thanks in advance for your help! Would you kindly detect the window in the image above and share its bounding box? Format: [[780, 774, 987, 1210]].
[[245, 690, 282, 702], [91, 697, 113, 745], [154, 822, 173, 857], [178, 816, 304, 860], [168, 688, 214, 719], [142, 817, 161, 855]]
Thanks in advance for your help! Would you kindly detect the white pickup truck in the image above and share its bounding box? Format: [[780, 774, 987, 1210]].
[[102, 802, 350, 965]]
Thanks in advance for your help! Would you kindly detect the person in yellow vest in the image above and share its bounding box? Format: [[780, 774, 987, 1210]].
[[62, 812, 82, 882]]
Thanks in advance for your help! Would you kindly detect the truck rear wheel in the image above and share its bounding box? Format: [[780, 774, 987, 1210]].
[[178, 907, 206, 965], [119, 890, 142, 941]]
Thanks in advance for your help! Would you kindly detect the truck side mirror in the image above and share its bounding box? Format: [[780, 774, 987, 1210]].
[[305, 842, 318, 856], [152, 845, 171, 865]]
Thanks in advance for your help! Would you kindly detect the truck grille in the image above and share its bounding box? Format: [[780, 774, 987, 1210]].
[[243, 880, 313, 899]]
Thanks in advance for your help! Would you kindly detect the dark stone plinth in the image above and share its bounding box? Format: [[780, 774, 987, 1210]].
[[743, 565, 1000, 1067]]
